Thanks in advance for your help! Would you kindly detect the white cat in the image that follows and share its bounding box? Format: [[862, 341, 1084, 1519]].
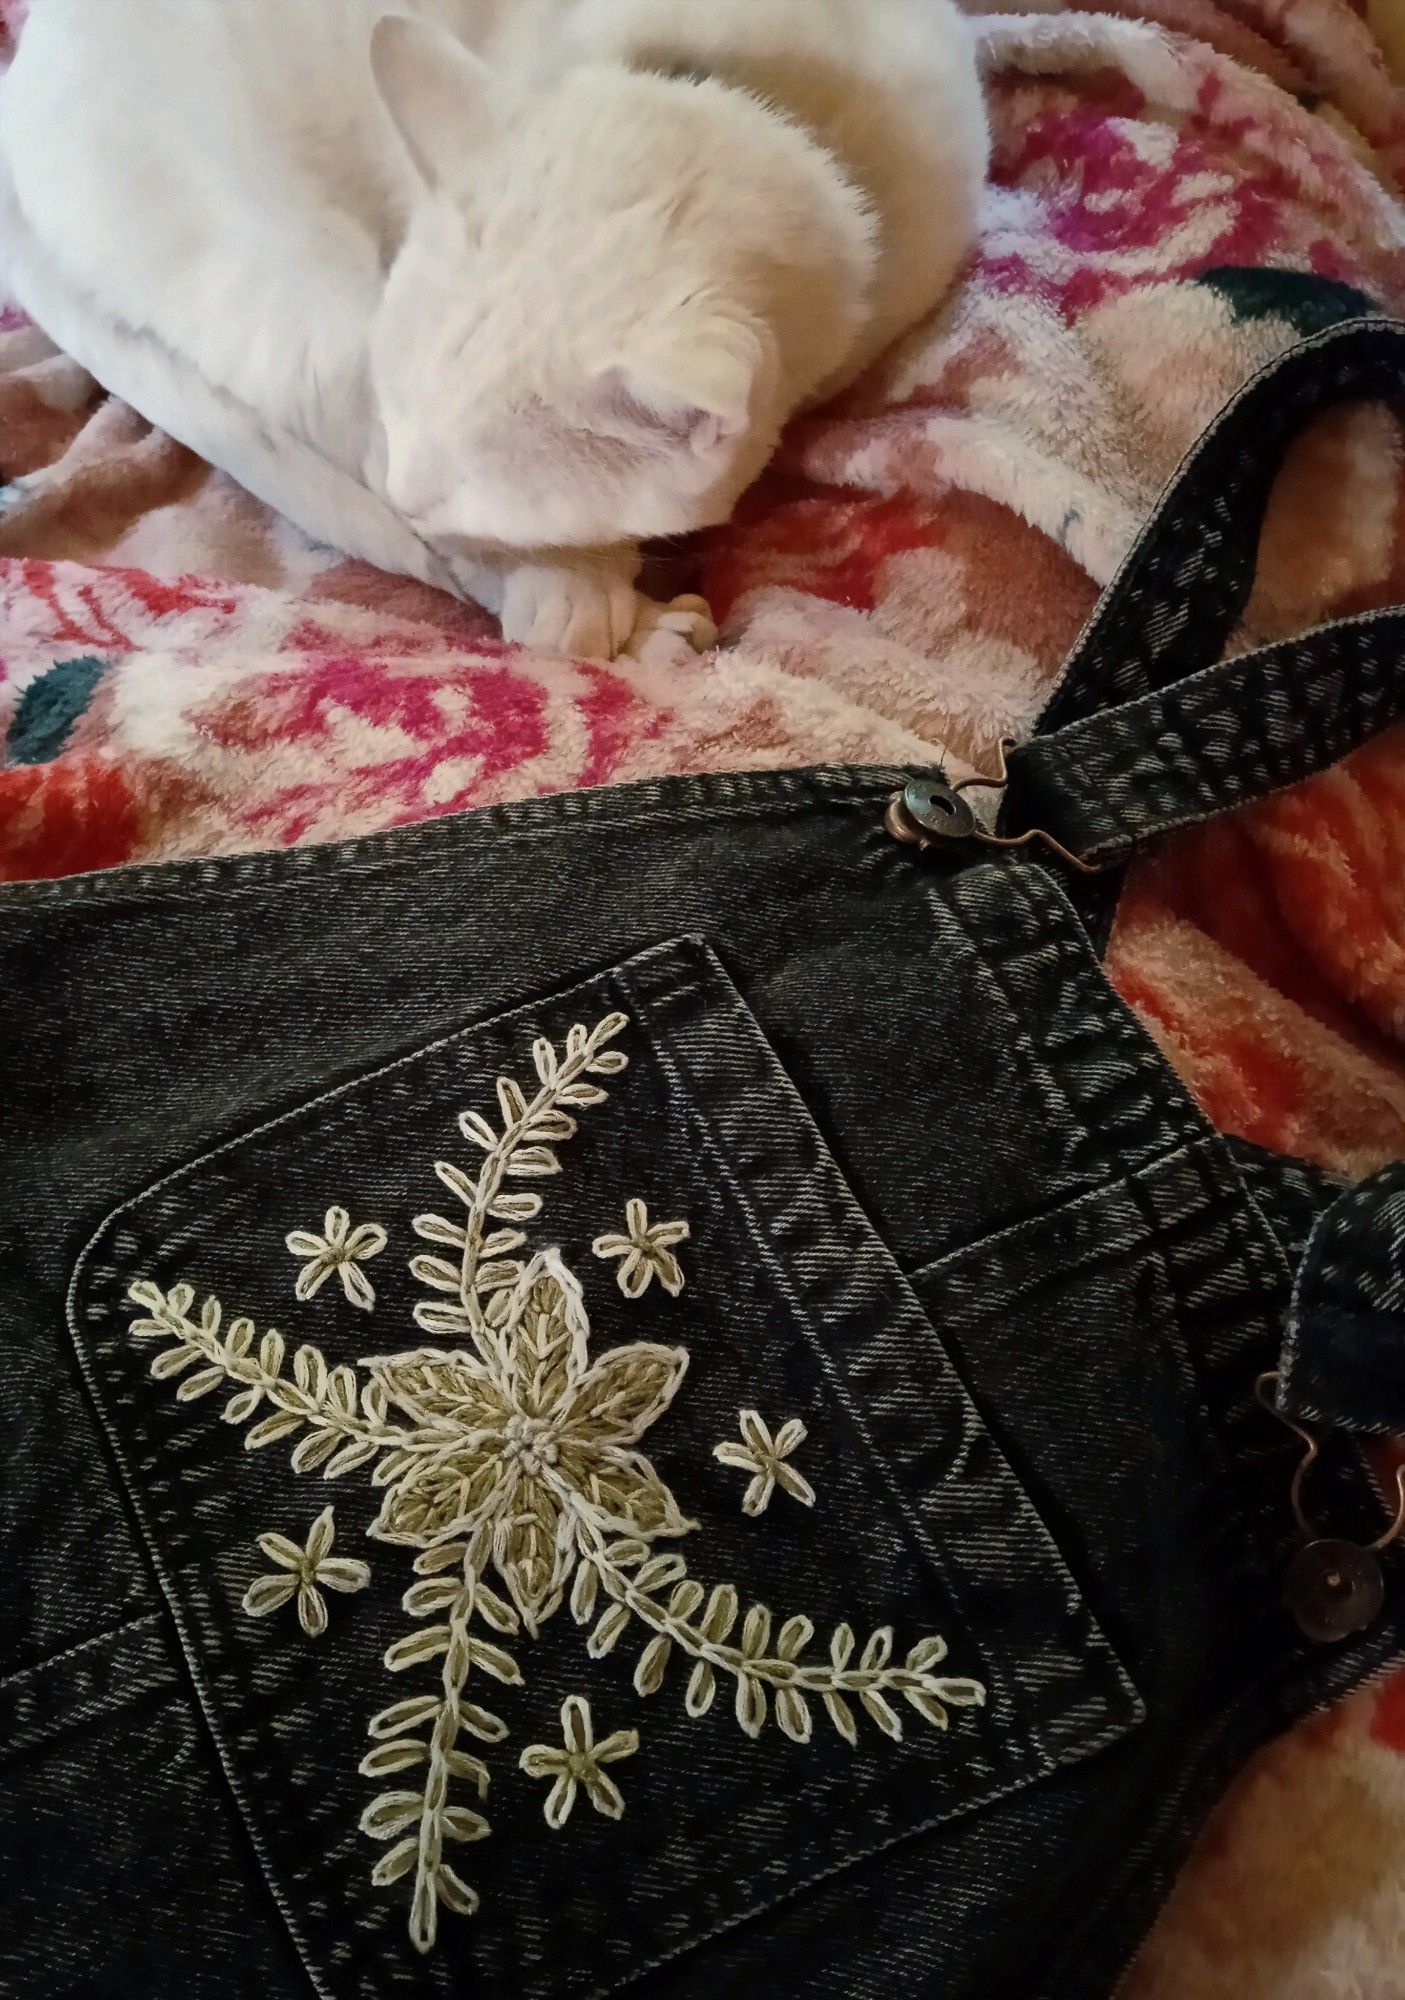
[[0, 0, 988, 659]]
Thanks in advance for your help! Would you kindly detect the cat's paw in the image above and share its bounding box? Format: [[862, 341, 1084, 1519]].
[[622, 594, 718, 665], [499, 561, 639, 659], [498, 562, 716, 663]]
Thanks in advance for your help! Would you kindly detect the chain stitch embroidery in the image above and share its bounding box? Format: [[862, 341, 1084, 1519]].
[[519, 1695, 638, 1827], [125, 1009, 986, 1955], [407, 1014, 630, 1342], [242, 1505, 370, 1637], [364, 1250, 691, 1620], [285, 1205, 387, 1312], [714, 1410, 817, 1516], [592, 1198, 689, 1298]]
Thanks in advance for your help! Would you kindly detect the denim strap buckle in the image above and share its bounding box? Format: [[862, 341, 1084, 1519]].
[[886, 739, 1102, 875], [1255, 1367, 1405, 1644]]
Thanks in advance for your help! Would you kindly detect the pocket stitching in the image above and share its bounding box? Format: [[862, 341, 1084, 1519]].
[[69, 934, 1144, 1999]]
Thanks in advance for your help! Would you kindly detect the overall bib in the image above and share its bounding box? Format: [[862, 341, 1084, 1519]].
[[5, 317, 1405, 2000]]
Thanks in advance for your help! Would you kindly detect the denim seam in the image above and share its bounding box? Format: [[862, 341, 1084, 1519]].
[[1031, 614, 1405, 860], [910, 1139, 1281, 1612], [1054, 1622, 1405, 2000], [73, 934, 701, 1236], [1001, 861, 1203, 1142], [0, 1609, 164, 1694], [928, 865, 1326, 1583], [621, 951, 1142, 1767], [1114, 1150, 1289, 1580], [0, 1614, 183, 1764], [0, 769, 906, 920], [917, 875, 1097, 1181], [63, 1239, 339, 2000], [904, 1137, 1209, 1285], [934, 865, 1185, 1184], [609, 1696, 1142, 2000], [1040, 606, 1399, 768]]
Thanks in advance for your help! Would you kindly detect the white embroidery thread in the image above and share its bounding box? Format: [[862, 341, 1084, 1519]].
[[285, 1205, 387, 1312], [592, 1199, 689, 1298], [242, 1504, 370, 1637], [365, 1252, 691, 1627], [407, 1013, 630, 1343], [127, 1010, 986, 1955], [519, 1695, 638, 1828], [714, 1411, 817, 1516]]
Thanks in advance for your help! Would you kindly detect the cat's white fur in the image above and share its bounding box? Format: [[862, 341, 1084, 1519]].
[[0, 0, 987, 658]]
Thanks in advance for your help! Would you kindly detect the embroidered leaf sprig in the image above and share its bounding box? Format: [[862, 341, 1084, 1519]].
[[127, 1282, 405, 1477], [409, 1012, 629, 1344], [569, 1530, 983, 1745], [360, 1523, 522, 1948]]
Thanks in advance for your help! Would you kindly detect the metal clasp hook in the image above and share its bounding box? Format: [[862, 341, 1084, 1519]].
[[1255, 1371, 1405, 1643], [885, 738, 1102, 875], [1255, 1371, 1405, 1554]]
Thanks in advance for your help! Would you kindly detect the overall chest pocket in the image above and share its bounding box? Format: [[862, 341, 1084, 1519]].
[[71, 935, 1141, 2000]]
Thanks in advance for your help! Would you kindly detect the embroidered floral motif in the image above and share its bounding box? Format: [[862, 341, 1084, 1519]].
[[285, 1205, 387, 1311], [365, 1252, 691, 1631], [242, 1504, 371, 1636], [592, 1199, 689, 1298], [714, 1410, 817, 1517], [126, 1009, 986, 1956], [519, 1695, 638, 1828]]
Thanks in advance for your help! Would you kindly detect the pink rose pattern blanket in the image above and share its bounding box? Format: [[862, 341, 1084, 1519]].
[[5, 0, 1405, 1988]]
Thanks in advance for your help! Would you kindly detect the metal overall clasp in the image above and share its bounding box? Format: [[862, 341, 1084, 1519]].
[[885, 739, 1101, 875], [1256, 1371, 1405, 1643]]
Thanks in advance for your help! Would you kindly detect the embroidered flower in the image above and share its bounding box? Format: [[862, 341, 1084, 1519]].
[[713, 1410, 816, 1516], [592, 1198, 689, 1298], [242, 1505, 371, 1637], [286, 1205, 387, 1311], [365, 1250, 693, 1632], [519, 1695, 638, 1827]]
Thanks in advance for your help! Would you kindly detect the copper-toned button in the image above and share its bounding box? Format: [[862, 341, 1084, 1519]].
[[1283, 1538, 1385, 1644]]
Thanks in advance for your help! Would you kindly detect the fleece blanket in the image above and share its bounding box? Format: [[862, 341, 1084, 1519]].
[[5, 0, 1405, 1988]]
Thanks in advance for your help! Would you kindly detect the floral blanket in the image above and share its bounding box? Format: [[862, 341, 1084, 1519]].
[[5, 0, 1405, 1989]]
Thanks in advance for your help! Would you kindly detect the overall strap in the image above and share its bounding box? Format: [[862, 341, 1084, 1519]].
[[1002, 317, 1405, 867], [994, 316, 1405, 1475]]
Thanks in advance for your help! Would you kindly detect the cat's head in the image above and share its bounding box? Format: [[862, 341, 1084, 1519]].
[[366, 12, 864, 551]]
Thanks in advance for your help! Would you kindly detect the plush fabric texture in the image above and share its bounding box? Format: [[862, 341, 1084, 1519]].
[[4, 0, 1405, 1990]]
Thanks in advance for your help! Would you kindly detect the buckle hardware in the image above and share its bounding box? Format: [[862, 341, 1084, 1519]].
[[885, 739, 1103, 875], [1256, 1371, 1405, 1644]]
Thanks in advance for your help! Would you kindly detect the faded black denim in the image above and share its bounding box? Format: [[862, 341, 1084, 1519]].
[[1281, 1162, 1405, 1437], [3, 318, 1405, 2000]]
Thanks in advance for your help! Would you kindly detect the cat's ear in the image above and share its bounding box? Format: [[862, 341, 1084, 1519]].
[[601, 322, 774, 457], [370, 13, 497, 192]]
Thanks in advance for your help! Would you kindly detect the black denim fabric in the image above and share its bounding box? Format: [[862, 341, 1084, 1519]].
[[4, 319, 1405, 2000], [1281, 1162, 1405, 1437]]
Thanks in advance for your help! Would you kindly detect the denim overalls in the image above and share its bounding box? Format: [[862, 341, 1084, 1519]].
[[5, 317, 1405, 2000]]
